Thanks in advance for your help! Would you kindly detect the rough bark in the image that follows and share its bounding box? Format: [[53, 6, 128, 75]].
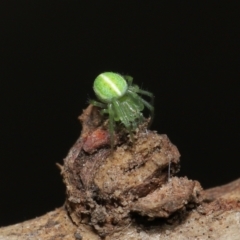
[[1, 105, 239, 239], [1, 179, 240, 240]]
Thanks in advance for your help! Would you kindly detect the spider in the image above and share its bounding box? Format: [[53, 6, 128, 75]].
[[90, 72, 154, 147]]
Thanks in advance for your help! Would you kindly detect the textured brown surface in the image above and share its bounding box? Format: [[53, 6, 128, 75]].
[[1, 179, 240, 239], [1, 105, 239, 239], [61, 105, 202, 236], [131, 177, 202, 218]]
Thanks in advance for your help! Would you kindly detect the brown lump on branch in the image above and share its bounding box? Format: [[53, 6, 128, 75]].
[[61, 105, 203, 237]]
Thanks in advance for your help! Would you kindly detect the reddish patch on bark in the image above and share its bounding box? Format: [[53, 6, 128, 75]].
[[83, 128, 110, 153]]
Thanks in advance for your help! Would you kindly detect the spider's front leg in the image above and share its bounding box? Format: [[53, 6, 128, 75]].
[[129, 85, 154, 107], [124, 75, 133, 86], [90, 100, 115, 148], [112, 99, 136, 141], [89, 99, 106, 109], [137, 88, 155, 107], [139, 96, 154, 117], [89, 99, 109, 116], [129, 87, 155, 126], [112, 99, 132, 131], [107, 103, 115, 148]]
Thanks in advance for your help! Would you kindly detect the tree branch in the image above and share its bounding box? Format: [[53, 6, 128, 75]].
[[1, 105, 239, 239]]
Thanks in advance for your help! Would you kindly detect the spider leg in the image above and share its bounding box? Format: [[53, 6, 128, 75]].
[[89, 99, 107, 108], [107, 103, 115, 149], [128, 88, 155, 126], [112, 99, 133, 136], [124, 75, 133, 86], [139, 97, 155, 126], [133, 88, 155, 126], [134, 88, 154, 107]]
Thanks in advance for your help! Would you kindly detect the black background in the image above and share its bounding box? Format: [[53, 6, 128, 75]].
[[1, 2, 239, 226]]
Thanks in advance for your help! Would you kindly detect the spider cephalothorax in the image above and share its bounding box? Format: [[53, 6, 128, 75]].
[[90, 72, 154, 146]]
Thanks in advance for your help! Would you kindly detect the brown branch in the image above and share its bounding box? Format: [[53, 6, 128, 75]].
[[1, 105, 240, 239]]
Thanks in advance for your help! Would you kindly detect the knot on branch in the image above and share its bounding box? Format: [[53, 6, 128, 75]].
[[61, 105, 203, 237]]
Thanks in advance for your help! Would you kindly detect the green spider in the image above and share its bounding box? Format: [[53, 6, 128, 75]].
[[90, 72, 154, 146]]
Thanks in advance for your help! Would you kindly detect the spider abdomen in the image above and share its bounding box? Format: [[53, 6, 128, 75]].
[[93, 72, 127, 103]]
